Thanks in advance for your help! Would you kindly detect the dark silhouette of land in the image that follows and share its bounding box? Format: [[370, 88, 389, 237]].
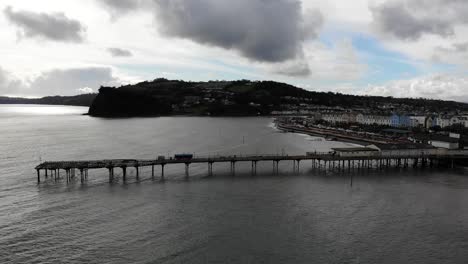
[[88, 78, 468, 117], [0, 94, 96, 107], [2, 78, 468, 117]]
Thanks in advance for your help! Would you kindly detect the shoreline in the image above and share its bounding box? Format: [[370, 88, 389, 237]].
[[275, 122, 389, 146]]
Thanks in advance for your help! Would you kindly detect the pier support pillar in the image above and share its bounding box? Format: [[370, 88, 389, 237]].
[[161, 164, 165, 180], [108, 167, 114, 182], [80, 169, 84, 183], [208, 162, 214, 176], [135, 166, 139, 180], [152, 165, 154, 178], [273, 160, 279, 174], [230, 161, 236, 175], [37, 169, 41, 183], [122, 167, 127, 182], [185, 163, 190, 178], [251, 161, 257, 176]]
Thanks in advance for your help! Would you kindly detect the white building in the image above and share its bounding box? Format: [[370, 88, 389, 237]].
[[428, 135, 459, 150], [356, 114, 392, 126], [436, 116, 452, 128], [408, 116, 427, 128], [322, 113, 357, 124], [450, 116, 468, 127]]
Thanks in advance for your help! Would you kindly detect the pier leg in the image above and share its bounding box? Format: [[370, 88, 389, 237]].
[[152, 165, 154, 178], [45, 169, 48, 178], [108, 168, 113, 182], [185, 163, 190, 178], [231, 162, 236, 176], [208, 162, 213, 176], [80, 169, 84, 183], [161, 164, 165, 180], [136, 166, 139, 180], [122, 167, 127, 182], [37, 169, 41, 183]]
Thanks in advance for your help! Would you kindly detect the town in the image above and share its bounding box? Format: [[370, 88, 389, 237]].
[[275, 110, 468, 151]]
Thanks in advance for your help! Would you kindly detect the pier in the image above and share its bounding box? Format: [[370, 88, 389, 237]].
[[35, 150, 468, 183]]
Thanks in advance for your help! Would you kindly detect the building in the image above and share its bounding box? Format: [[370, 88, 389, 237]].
[[391, 114, 411, 128], [355, 114, 392, 126], [428, 135, 460, 150], [436, 116, 452, 128], [368, 143, 437, 156], [408, 116, 427, 128], [322, 112, 357, 124], [425, 116, 437, 129]]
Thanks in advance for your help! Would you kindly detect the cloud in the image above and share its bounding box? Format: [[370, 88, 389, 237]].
[[0, 67, 26, 96], [77, 87, 94, 93], [107, 47, 133, 57], [3, 6, 86, 43], [96, 0, 150, 19], [363, 74, 468, 102], [370, 0, 468, 40], [151, 0, 323, 63], [274, 60, 311, 77], [0, 66, 120, 97], [98, 0, 140, 11]]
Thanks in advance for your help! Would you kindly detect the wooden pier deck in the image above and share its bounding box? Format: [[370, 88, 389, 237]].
[[35, 150, 468, 183]]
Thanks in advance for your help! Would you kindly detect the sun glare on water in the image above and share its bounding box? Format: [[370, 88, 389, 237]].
[[0, 105, 87, 116]]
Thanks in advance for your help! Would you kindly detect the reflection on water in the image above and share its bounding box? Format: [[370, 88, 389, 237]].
[[1, 105, 468, 264], [0, 104, 86, 116]]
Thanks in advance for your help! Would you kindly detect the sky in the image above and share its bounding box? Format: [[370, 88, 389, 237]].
[[1, 0, 468, 102]]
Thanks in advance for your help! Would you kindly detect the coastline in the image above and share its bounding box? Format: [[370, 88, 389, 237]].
[[275, 122, 387, 146]]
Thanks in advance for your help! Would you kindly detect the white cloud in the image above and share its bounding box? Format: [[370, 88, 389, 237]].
[[0, 66, 124, 97], [362, 74, 468, 102], [77, 86, 94, 93]]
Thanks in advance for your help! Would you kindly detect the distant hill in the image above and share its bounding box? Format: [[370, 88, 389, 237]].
[[87, 78, 468, 117], [0, 94, 97, 107]]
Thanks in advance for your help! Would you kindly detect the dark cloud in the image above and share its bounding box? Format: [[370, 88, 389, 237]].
[[370, 1, 453, 40], [107, 47, 133, 57], [3, 6, 86, 43], [0, 67, 118, 97], [371, 0, 468, 40], [152, 0, 323, 63]]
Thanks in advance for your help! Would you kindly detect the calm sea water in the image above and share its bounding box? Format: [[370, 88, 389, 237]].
[[1, 104, 468, 264]]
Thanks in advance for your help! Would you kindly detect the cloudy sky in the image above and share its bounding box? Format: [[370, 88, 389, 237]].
[[1, 0, 468, 101]]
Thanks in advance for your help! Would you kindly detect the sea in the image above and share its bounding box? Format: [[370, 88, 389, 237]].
[[1, 104, 468, 264]]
